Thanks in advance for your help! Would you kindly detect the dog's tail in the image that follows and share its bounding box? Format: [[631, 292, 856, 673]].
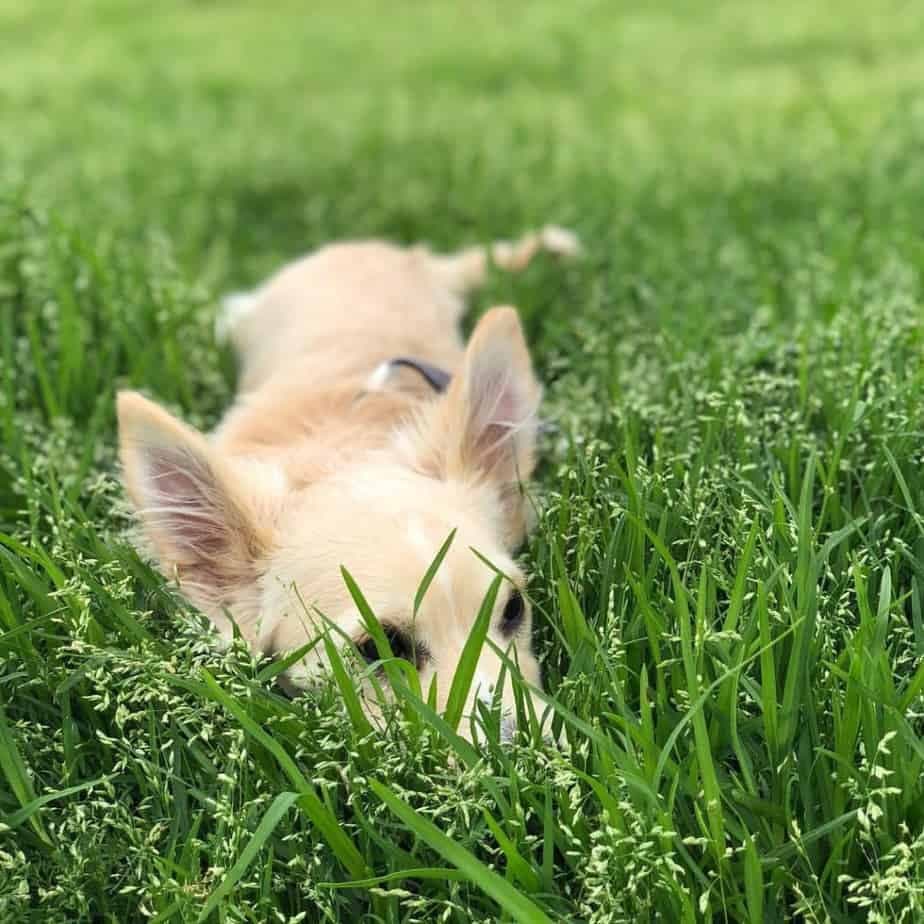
[[429, 224, 582, 296]]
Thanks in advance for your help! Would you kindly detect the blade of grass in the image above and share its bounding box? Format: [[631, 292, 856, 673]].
[[723, 519, 758, 633], [483, 810, 542, 893], [319, 867, 466, 889], [320, 629, 374, 739], [414, 528, 456, 617], [757, 581, 779, 762], [341, 566, 419, 696], [197, 791, 299, 922], [199, 671, 369, 880], [3, 775, 112, 830], [743, 834, 764, 924], [0, 702, 51, 845], [444, 573, 502, 733], [369, 779, 552, 924]]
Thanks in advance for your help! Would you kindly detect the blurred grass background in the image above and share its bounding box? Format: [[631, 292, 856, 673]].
[[5, 0, 923, 278]]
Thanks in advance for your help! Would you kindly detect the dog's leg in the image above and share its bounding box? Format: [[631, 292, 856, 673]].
[[430, 224, 582, 296]]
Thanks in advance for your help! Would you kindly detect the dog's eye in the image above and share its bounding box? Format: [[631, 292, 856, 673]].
[[356, 625, 421, 666], [357, 637, 380, 664], [499, 590, 525, 637], [383, 625, 414, 662]]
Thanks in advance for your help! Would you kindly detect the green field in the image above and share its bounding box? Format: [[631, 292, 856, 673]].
[[3, 1, 924, 920]]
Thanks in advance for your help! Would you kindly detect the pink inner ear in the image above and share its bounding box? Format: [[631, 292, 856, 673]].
[[143, 446, 228, 558], [469, 366, 527, 473]]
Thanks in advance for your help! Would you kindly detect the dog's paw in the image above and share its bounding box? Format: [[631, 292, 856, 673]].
[[539, 225, 583, 259]]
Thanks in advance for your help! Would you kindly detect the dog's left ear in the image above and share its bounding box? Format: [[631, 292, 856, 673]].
[[404, 306, 542, 545], [116, 391, 279, 629]]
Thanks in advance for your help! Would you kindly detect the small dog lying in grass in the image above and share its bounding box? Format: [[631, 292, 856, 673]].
[[117, 225, 579, 736]]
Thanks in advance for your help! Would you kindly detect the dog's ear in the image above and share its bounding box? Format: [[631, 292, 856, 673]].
[[117, 391, 276, 620], [404, 307, 542, 544], [444, 306, 542, 485]]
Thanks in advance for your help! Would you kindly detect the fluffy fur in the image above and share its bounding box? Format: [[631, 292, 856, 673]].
[[118, 225, 580, 733]]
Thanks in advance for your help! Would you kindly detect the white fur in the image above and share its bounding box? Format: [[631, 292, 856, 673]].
[[364, 361, 393, 392], [215, 290, 259, 344], [407, 516, 453, 599], [539, 224, 583, 257]]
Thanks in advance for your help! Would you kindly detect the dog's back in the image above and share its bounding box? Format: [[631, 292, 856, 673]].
[[219, 242, 466, 393], [211, 227, 580, 478]]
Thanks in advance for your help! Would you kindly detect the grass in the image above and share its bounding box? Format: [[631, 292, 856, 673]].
[[2, 0, 924, 920]]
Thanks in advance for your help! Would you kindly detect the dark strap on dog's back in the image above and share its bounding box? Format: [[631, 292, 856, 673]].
[[388, 357, 452, 393]]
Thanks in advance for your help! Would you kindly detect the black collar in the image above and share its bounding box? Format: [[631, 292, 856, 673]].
[[387, 357, 451, 393]]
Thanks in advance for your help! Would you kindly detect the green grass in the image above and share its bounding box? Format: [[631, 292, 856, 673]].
[[2, 0, 924, 920]]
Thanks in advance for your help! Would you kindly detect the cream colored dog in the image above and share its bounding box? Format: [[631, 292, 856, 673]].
[[117, 225, 579, 735]]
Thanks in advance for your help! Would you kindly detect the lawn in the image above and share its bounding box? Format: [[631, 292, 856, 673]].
[[2, 0, 924, 920]]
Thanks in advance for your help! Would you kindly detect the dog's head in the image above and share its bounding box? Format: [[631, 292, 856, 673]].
[[118, 308, 546, 736]]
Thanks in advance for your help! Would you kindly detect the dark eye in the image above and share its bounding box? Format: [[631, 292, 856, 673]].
[[357, 625, 423, 666], [383, 625, 414, 661], [499, 590, 525, 637], [357, 636, 380, 664]]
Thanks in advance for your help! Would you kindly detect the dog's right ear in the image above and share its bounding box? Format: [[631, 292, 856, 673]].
[[397, 307, 542, 547], [117, 391, 276, 614]]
